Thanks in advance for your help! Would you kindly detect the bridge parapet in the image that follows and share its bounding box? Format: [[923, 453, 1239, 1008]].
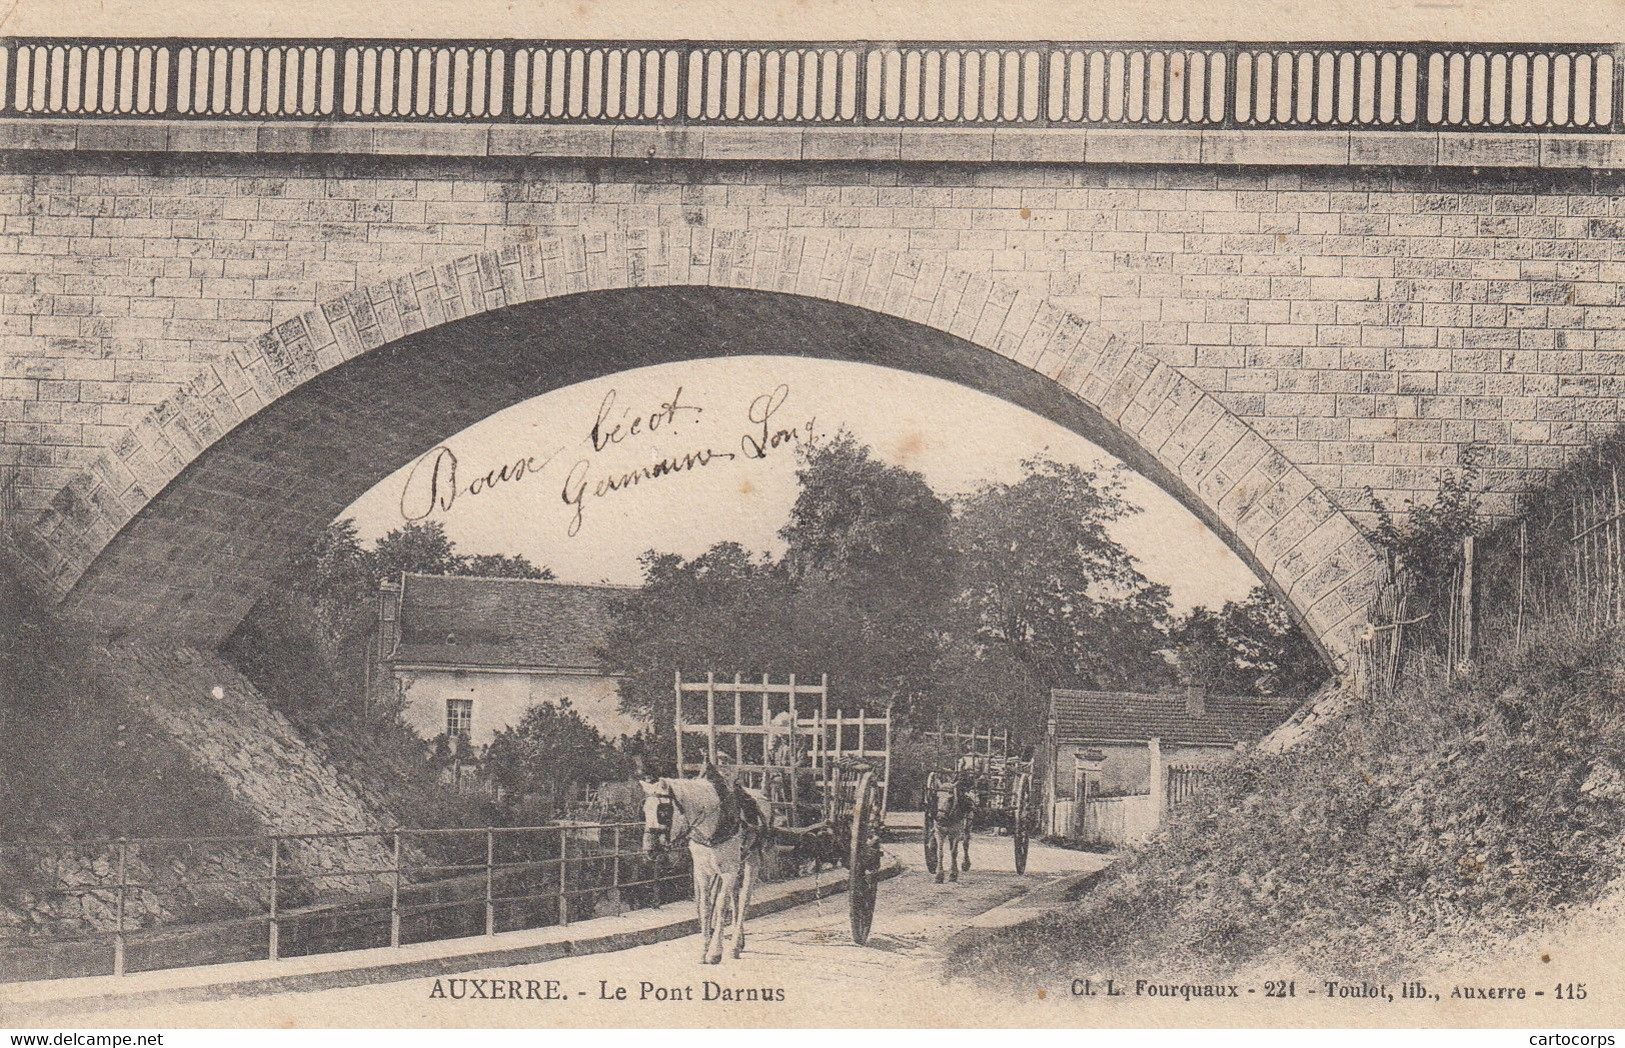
[[2, 38, 1621, 135]]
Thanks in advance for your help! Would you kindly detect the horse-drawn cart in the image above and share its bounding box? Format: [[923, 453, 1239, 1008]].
[[921, 724, 1039, 875], [674, 673, 890, 944]]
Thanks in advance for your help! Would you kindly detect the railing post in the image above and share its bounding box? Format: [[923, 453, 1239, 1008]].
[[166, 43, 183, 117], [112, 837, 127, 977], [0, 41, 12, 115], [267, 835, 280, 961], [557, 830, 569, 926], [1615, 45, 1625, 135], [675, 45, 692, 126], [1415, 45, 1431, 129], [1037, 43, 1051, 125], [484, 827, 495, 937], [390, 831, 402, 948], [611, 824, 621, 895], [853, 42, 870, 125], [500, 43, 518, 120], [1220, 41, 1240, 129]]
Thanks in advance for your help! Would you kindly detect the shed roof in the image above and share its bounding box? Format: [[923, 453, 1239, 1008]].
[[389, 573, 630, 672], [1049, 688, 1296, 747]]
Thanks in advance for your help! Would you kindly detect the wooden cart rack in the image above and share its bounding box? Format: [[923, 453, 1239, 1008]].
[[675, 672, 890, 944]]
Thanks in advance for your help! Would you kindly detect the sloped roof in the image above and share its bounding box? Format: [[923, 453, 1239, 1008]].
[[389, 574, 630, 671], [1049, 688, 1296, 747]]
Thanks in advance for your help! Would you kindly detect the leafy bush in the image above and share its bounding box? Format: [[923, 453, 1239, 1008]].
[[1364, 450, 1485, 659], [299, 687, 499, 831], [484, 700, 634, 813]]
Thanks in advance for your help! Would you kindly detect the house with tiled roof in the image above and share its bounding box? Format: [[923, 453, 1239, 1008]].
[[368, 573, 645, 747], [1043, 686, 1298, 841]]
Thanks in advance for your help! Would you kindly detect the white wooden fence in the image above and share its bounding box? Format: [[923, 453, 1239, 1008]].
[[1077, 793, 1160, 847]]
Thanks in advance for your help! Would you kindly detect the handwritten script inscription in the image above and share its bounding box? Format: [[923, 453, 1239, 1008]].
[[397, 381, 818, 538], [399, 445, 561, 523], [563, 383, 813, 536]]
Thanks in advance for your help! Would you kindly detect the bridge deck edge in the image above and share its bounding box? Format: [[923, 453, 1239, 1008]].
[[2, 119, 1624, 170]]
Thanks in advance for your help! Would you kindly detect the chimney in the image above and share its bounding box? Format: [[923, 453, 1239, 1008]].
[[378, 577, 403, 658], [1185, 685, 1206, 718], [365, 577, 404, 718]]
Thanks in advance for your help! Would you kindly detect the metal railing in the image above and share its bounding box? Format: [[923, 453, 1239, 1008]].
[[0, 821, 689, 983], [0, 38, 1620, 132]]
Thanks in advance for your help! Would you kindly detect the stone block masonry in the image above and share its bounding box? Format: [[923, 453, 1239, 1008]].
[[5, 144, 1625, 667], [3, 154, 1621, 530]]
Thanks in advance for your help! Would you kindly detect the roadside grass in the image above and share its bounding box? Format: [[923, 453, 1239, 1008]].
[[946, 616, 1625, 985]]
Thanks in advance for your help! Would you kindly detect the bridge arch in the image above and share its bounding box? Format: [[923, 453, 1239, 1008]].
[[8, 228, 1379, 670]]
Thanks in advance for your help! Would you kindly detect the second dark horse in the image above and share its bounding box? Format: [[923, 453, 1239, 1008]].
[[925, 772, 976, 884]]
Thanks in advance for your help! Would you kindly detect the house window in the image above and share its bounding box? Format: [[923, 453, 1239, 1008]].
[[447, 699, 473, 740]]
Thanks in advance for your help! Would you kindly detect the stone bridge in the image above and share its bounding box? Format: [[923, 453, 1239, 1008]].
[[5, 38, 1625, 672]]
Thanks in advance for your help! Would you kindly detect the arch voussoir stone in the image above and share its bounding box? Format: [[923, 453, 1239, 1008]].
[[9, 225, 1381, 672]]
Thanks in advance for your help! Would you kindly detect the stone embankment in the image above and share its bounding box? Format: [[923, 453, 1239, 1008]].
[[1257, 678, 1356, 753], [2, 643, 400, 946]]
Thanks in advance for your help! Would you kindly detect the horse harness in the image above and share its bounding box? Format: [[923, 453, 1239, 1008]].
[[659, 777, 763, 849]]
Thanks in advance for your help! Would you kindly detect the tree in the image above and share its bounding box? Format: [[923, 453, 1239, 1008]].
[[1170, 586, 1329, 697], [223, 519, 375, 715], [778, 432, 959, 713], [945, 456, 1175, 738], [602, 542, 792, 740], [602, 434, 961, 741], [457, 553, 554, 580], [927, 637, 1045, 732], [370, 521, 553, 582], [483, 700, 630, 812], [370, 520, 460, 580], [299, 518, 378, 656]]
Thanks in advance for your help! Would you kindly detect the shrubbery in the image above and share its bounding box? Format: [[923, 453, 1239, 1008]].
[[950, 450, 1625, 983], [950, 588, 1625, 984], [483, 699, 636, 814]]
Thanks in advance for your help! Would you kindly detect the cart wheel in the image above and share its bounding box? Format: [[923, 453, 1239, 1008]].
[[848, 770, 883, 945], [1013, 776, 1031, 875], [922, 777, 940, 874]]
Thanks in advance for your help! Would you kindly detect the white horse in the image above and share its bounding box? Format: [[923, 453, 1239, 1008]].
[[640, 767, 772, 964]]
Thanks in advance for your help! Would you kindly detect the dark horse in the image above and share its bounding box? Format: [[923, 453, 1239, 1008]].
[[926, 772, 977, 884]]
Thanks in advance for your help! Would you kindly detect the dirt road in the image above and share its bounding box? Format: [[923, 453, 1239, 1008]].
[[62, 827, 1109, 1028]]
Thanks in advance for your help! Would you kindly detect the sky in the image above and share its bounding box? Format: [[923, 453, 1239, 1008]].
[[342, 357, 1262, 613]]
